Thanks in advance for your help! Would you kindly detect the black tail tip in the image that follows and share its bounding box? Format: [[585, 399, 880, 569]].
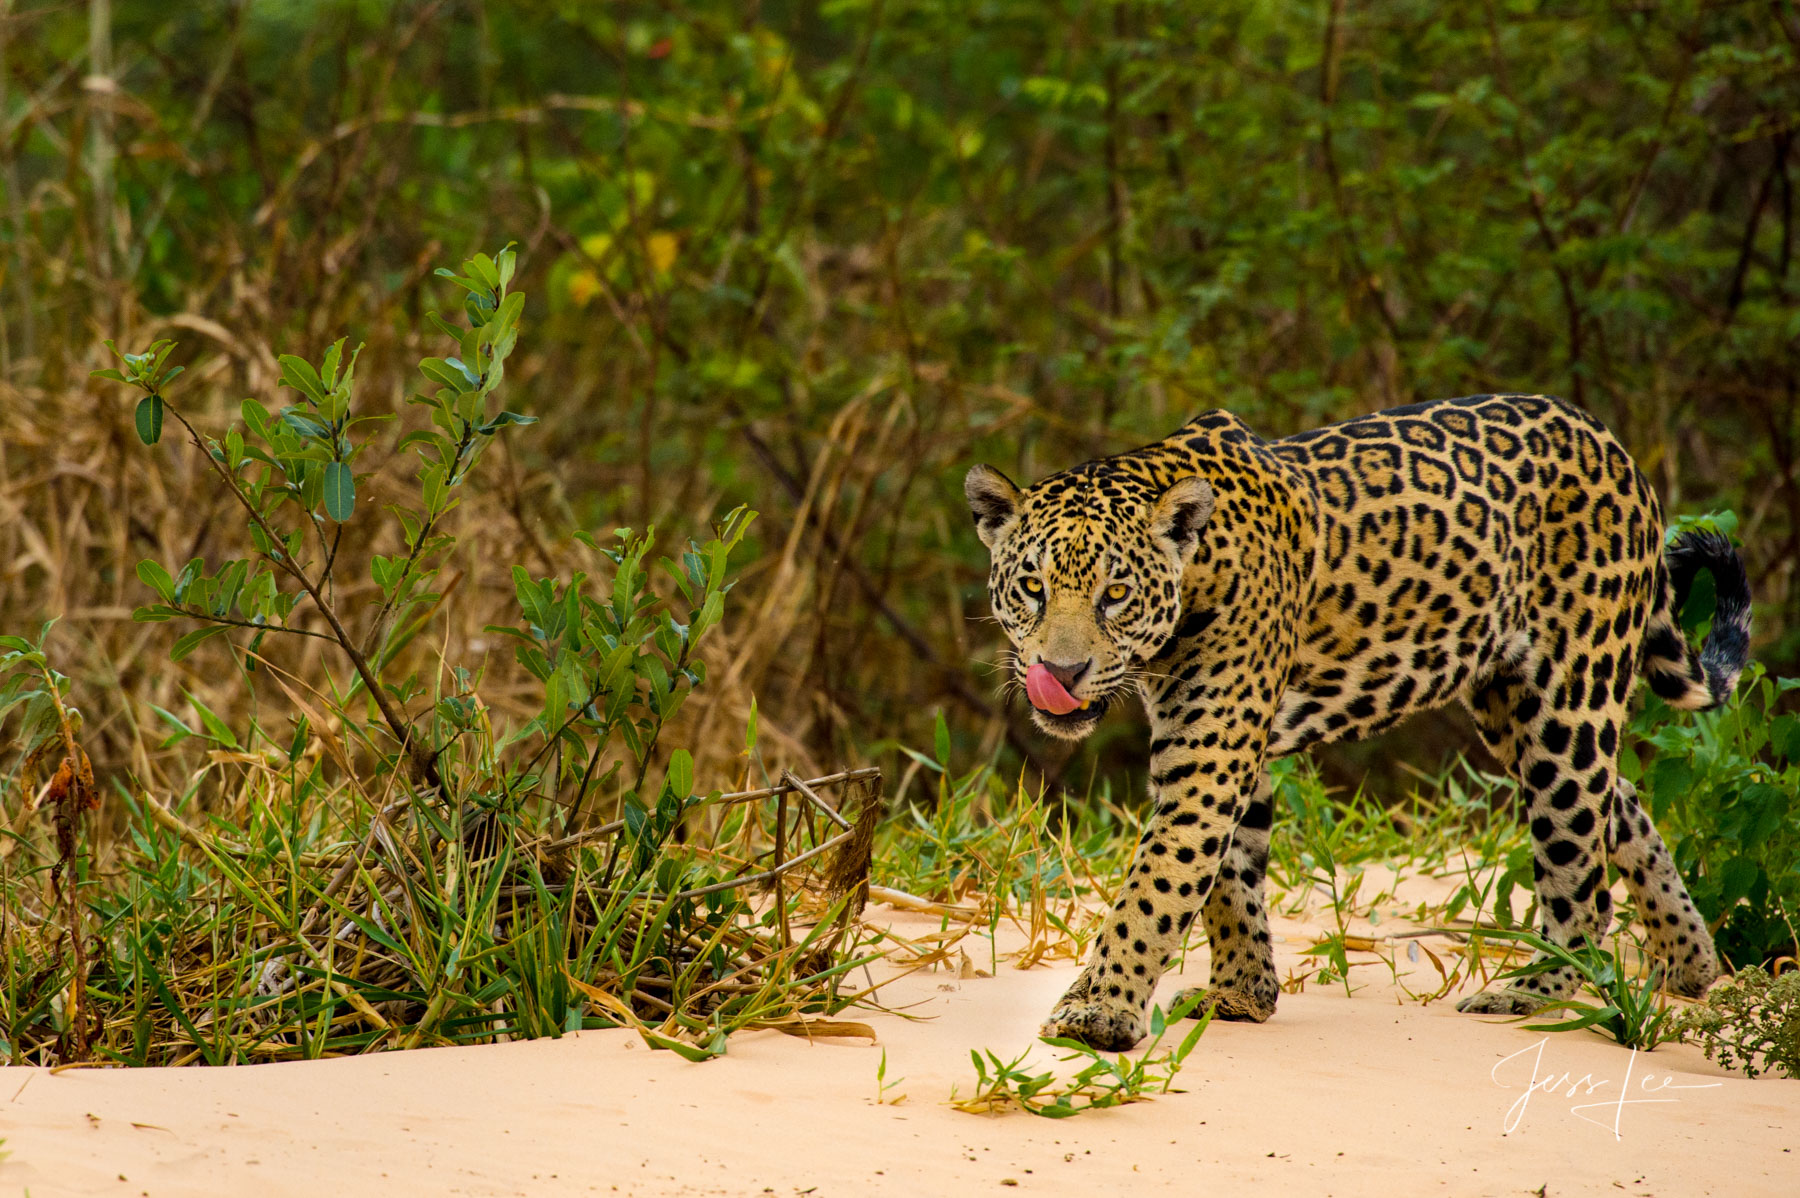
[[1666, 526, 1753, 704]]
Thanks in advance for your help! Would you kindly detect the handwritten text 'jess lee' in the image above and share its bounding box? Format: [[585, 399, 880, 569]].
[[1491, 1037, 1722, 1138]]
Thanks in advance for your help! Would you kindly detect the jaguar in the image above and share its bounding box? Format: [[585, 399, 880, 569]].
[[965, 394, 1751, 1050]]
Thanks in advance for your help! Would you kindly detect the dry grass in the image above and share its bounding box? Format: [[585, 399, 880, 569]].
[[1, 720, 885, 1065]]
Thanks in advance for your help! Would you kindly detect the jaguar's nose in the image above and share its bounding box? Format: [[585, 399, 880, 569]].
[[1039, 659, 1091, 692]]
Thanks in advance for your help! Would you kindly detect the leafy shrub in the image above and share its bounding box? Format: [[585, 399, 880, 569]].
[[0, 247, 876, 1067], [1615, 512, 1800, 969], [1624, 664, 1800, 969], [1672, 964, 1800, 1080]]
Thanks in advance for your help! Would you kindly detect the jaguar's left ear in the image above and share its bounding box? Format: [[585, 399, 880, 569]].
[[1148, 475, 1215, 560]]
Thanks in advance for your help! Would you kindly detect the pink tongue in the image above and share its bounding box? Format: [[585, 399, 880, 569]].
[[1025, 663, 1082, 715]]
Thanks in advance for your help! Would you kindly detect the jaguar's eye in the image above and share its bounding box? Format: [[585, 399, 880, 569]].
[[1102, 582, 1130, 605], [1022, 577, 1044, 597]]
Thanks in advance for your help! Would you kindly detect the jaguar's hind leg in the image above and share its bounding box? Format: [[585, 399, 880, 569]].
[[1608, 779, 1719, 996], [1458, 664, 1619, 1015]]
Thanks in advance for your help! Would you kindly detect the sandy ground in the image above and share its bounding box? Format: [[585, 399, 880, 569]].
[[3, 872, 1796, 1198]]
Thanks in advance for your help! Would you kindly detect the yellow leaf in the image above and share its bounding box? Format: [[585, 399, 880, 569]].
[[567, 268, 601, 308], [757, 1017, 878, 1043], [647, 232, 678, 275]]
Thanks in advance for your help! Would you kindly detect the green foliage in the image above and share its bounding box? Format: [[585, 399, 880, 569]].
[[874, 1046, 907, 1105], [93, 341, 183, 446], [1671, 964, 1800, 1080], [1473, 928, 1680, 1052], [1268, 755, 1531, 988], [1, 249, 867, 1068], [7, 0, 1800, 1074], [1624, 664, 1800, 967], [98, 248, 533, 687], [877, 755, 1134, 914], [5, 1, 1799, 801], [951, 994, 1213, 1117], [1269, 754, 1524, 883]]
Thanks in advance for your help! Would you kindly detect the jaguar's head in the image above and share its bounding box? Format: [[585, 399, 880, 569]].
[[964, 462, 1214, 740]]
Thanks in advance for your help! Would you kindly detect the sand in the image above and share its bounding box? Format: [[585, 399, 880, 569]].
[[3, 880, 1795, 1198]]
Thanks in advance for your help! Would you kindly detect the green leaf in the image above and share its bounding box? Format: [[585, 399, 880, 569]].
[[170, 624, 230, 663], [1037, 1036, 1098, 1052], [933, 709, 951, 766], [136, 560, 177, 602], [1739, 783, 1790, 843], [1175, 1008, 1214, 1059], [323, 461, 355, 522], [135, 395, 164, 445], [181, 690, 240, 749], [1522, 1003, 1623, 1034], [1771, 715, 1800, 765], [467, 252, 500, 291], [633, 1028, 724, 1061], [419, 358, 468, 393], [329, 906, 410, 957], [478, 411, 539, 435], [148, 704, 196, 744], [898, 746, 945, 774], [280, 410, 331, 439], [278, 354, 327, 404], [1717, 855, 1762, 908], [667, 749, 694, 800], [396, 429, 443, 457], [1032, 1104, 1082, 1119], [443, 357, 483, 390]]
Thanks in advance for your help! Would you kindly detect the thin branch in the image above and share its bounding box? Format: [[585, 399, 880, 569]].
[[538, 767, 881, 854], [159, 608, 339, 643]]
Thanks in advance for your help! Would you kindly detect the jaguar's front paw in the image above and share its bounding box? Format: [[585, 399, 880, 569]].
[[1040, 1000, 1146, 1051], [1455, 986, 1548, 1016]]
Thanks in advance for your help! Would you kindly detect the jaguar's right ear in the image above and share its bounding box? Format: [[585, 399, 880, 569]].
[[964, 465, 1023, 550]]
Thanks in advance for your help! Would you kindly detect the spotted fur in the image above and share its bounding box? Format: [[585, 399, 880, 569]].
[[966, 395, 1752, 1050]]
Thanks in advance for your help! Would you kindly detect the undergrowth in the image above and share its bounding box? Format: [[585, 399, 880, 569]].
[[1672, 964, 1800, 1080], [869, 722, 1136, 972], [6, 321, 1793, 1078], [1625, 663, 1800, 969], [0, 248, 879, 1067]]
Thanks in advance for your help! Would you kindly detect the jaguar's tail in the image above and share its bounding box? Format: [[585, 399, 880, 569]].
[[1640, 529, 1753, 711]]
